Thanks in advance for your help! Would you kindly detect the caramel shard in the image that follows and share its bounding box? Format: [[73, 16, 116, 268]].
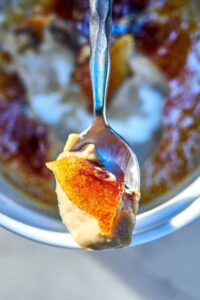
[[47, 156, 124, 236]]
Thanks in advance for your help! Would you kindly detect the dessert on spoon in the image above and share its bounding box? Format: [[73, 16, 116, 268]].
[[47, 0, 140, 249]]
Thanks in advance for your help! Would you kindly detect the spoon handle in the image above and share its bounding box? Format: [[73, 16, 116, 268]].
[[89, 0, 112, 119]]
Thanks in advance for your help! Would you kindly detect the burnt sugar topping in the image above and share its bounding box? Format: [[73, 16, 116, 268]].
[[47, 155, 124, 236], [46, 0, 149, 23], [135, 0, 200, 203], [0, 69, 49, 177]]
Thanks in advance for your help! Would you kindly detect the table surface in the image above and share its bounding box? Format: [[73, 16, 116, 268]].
[[0, 220, 199, 300]]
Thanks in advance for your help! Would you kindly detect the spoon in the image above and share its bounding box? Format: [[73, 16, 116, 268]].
[[72, 0, 140, 192]]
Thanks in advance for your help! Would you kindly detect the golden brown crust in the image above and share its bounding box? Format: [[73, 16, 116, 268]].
[[47, 155, 124, 236]]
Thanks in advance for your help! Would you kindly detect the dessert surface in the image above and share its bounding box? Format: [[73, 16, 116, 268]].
[[0, 0, 199, 208]]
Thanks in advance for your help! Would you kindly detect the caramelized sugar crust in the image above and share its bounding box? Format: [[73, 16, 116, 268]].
[[44, 0, 149, 23], [0, 69, 49, 175], [135, 1, 200, 203], [47, 156, 124, 236], [0, 67, 54, 204]]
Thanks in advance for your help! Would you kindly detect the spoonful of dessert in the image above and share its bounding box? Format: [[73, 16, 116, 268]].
[[47, 0, 140, 250]]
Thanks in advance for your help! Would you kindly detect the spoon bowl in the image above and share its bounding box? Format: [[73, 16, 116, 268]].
[[73, 116, 140, 191]]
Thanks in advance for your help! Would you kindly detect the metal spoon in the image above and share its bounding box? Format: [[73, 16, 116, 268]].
[[73, 0, 140, 192]]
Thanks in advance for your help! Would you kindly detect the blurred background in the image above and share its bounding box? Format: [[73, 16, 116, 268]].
[[1, 220, 200, 300]]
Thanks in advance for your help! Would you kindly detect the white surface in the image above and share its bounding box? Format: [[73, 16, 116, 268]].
[[0, 221, 200, 300]]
